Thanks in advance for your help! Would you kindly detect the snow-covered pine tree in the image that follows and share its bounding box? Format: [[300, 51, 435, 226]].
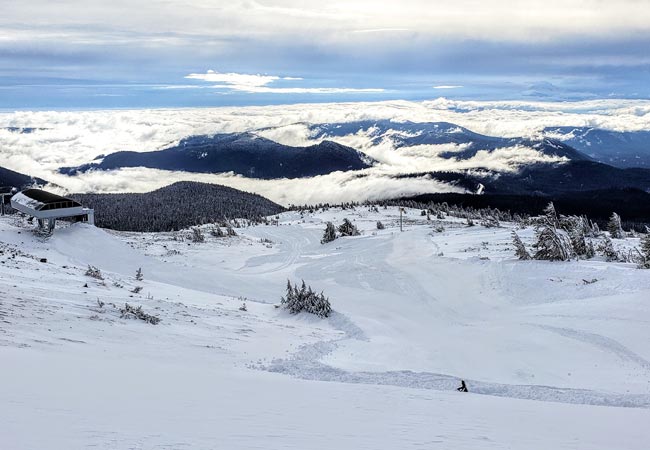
[[211, 226, 225, 237], [321, 221, 337, 244], [480, 216, 499, 228], [598, 235, 619, 262], [569, 220, 590, 258], [226, 225, 237, 237], [338, 218, 360, 236], [191, 227, 205, 243], [511, 231, 531, 260], [280, 280, 299, 314], [607, 212, 624, 239], [542, 202, 559, 228], [533, 224, 572, 261], [135, 267, 143, 281], [639, 232, 650, 269], [376, 221, 385, 230]]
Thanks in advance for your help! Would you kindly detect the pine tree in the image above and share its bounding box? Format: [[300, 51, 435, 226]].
[[135, 267, 143, 281], [376, 221, 385, 230], [598, 235, 619, 262], [321, 221, 337, 244], [542, 202, 559, 228], [211, 226, 224, 237], [191, 227, 205, 242], [607, 212, 624, 239], [569, 221, 589, 258], [533, 225, 572, 261], [512, 231, 531, 260], [280, 280, 331, 317], [639, 233, 650, 268], [338, 218, 360, 236]]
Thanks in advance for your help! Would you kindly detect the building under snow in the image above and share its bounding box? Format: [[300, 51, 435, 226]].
[[10, 189, 94, 232]]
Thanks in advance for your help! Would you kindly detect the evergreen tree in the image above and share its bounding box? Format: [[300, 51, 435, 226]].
[[280, 280, 331, 317], [598, 235, 619, 262], [338, 218, 360, 236], [376, 221, 385, 230], [321, 221, 337, 244], [569, 220, 589, 258], [542, 202, 559, 228], [191, 227, 205, 243], [533, 225, 572, 261], [607, 212, 624, 239], [639, 233, 650, 268], [512, 231, 531, 260], [135, 267, 143, 281]]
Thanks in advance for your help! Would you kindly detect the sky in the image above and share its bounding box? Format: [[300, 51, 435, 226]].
[[1, 0, 650, 109]]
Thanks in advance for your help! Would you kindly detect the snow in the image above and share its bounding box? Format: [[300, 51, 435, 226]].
[[1, 207, 649, 449]]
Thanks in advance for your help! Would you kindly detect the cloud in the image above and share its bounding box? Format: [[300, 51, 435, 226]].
[[433, 85, 463, 89], [2, 98, 650, 205], [184, 70, 384, 94]]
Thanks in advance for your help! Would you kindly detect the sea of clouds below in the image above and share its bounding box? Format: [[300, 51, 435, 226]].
[[1, 98, 650, 205]]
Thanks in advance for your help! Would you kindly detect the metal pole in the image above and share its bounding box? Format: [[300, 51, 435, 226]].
[[400, 208, 403, 232]]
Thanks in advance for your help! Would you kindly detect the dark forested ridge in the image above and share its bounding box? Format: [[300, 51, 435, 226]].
[[0, 166, 47, 189], [71, 181, 285, 232], [392, 188, 650, 224], [61, 132, 373, 179]]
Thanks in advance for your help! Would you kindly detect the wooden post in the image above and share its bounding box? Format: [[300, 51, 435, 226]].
[[400, 207, 404, 232]]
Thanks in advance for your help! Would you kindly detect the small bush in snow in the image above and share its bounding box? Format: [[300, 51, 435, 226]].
[[120, 303, 161, 325], [85, 265, 104, 280], [376, 221, 385, 230], [191, 227, 205, 243], [466, 217, 475, 227], [338, 218, 360, 237], [226, 225, 237, 237], [131, 286, 143, 294], [211, 226, 225, 238], [135, 267, 143, 281], [281, 280, 332, 318], [321, 222, 337, 244], [480, 216, 500, 228]]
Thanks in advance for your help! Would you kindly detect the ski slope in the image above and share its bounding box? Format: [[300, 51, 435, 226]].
[[1, 207, 649, 449]]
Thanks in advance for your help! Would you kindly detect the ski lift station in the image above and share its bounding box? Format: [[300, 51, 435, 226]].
[[10, 188, 94, 232], [0, 186, 17, 216]]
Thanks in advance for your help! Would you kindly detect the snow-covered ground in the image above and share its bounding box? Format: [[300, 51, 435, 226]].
[[1, 207, 649, 449]]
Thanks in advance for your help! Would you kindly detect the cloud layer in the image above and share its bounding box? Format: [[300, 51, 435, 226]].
[[1, 98, 650, 205]]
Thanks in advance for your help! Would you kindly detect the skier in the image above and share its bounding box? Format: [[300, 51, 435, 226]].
[[456, 380, 468, 392]]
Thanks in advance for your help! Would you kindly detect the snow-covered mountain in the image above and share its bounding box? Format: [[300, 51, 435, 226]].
[[60, 132, 374, 179], [308, 120, 589, 160], [543, 126, 650, 168], [2, 205, 649, 449]]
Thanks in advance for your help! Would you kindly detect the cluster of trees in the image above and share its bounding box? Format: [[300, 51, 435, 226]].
[[512, 202, 650, 267], [71, 181, 284, 232], [321, 218, 360, 244], [281, 280, 332, 318]]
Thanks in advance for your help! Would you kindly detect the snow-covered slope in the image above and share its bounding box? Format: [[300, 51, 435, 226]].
[[1, 208, 649, 449]]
